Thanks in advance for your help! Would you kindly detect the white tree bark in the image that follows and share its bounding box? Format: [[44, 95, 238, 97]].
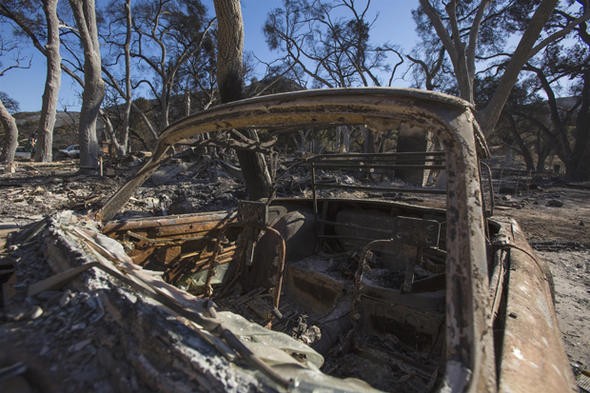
[[418, 0, 491, 103], [100, 109, 124, 156], [213, 0, 245, 102], [35, 0, 61, 162], [0, 98, 19, 167], [69, 0, 105, 174]]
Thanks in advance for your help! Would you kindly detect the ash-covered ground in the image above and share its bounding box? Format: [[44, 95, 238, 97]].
[[0, 156, 588, 389]]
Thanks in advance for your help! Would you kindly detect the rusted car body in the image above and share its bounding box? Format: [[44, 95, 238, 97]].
[[36, 89, 574, 392]]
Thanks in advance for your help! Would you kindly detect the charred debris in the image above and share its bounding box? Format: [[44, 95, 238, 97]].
[[0, 89, 576, 393]]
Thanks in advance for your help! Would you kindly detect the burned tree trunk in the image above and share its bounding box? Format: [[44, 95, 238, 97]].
[[396, 123, 429, 186], [69, 0, 105, 174], [120, 0, 133, 155], [214, 0, 244, 102], [34, 0, 61, 162], [213, 0, 272, 200], [0, 98, 18, 167]]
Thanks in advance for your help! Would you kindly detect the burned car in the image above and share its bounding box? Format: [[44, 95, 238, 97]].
[[3, 89, 576, 392]]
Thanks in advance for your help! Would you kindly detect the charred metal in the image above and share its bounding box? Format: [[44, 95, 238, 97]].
[[1, 88, 575, 393]]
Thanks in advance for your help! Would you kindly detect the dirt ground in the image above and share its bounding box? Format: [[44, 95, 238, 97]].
[[1, 159, 589, 382], [496, 186, 590, 371]]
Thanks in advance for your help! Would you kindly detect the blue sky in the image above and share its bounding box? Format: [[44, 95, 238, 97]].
[[0, 1, 418, 112]]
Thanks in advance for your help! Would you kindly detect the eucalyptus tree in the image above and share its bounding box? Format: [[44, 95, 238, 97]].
[[99, 0, 134, 155], [0, 0, 61, 162], [0, 93, 19, 166], [264, 0, 403, 89], [66, 0, 160, 155], [35, 0, 61, 161], [214, 0, 272, 200], [68, 0, 104, 174], [0, 35, 28, 167], [130, 0, 215, 129], [522, 12, 590, 180], [479, 76, 551, 172], [414, 0, 590, 135], [264, 0, 403, 154], [406, 46, 449, 92]]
